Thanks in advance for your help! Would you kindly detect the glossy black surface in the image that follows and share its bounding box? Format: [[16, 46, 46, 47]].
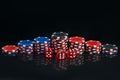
[[0, 52, 119, 80]]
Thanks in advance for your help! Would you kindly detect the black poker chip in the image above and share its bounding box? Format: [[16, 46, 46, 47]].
[[102, 44, 118, 55], [51, 32, 68, 39]]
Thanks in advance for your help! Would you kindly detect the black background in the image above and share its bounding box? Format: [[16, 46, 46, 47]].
[[0, 1, 120, 80]]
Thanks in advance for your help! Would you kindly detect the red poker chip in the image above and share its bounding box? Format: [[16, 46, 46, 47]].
[[69, 36, 85, 43], [74, 48, 84, 54], [70, 43, 83, 46], [2, 45, 19, 52], [85, 40, 101, 47]]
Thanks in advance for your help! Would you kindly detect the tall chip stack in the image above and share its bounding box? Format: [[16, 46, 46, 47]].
[[51, 32, 69, 53], [68, 36, 85, 55], [85, 40, 102, 54], [18, 40, 34, 54], [34, 37, 51, 54]]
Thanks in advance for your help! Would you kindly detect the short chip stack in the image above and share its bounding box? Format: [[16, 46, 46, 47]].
[[2, 45, 19, 56], [51, 32, 69, 53], [34, 37, 51, 54], [18, 40, 34, 54], [69, 36, 85, 54], [85, 40, 101, 54], [102, 44, 118, 55]]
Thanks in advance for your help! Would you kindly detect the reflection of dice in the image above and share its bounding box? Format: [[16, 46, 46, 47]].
[[44, 58, 52, 65], [54, 59, 68, 70]]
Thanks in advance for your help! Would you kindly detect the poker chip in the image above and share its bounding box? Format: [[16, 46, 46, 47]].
[[2, 45, 19, 55], [18, 40, 34, 46], [85, 40, 102, 54], [34, 37, 51, 54], [69, 36, 85, 43], [51, 32, 68, 40], [51, 32, 69, 53], [85, 40, 101, 47], [69, 36, 85, 54], [18, 40, 34, 54], [102, 44, 118, 55]]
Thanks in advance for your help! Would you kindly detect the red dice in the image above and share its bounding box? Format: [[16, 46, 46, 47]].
[[56, 50, 67, 60]]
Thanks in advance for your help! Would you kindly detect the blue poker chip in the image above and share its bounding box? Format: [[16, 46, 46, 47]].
[[34, 37, 50, 43], [18, 40, 34, 46]]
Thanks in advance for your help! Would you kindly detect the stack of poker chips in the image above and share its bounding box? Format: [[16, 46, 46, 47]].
[[2, 45, 19, 56], [102, 44, 118, 55], [34, 37, 51, 54], [18, 40, 34, 54], [69, 36, 85, 54], [51, 32, 69, 53], [85, 40, 102, 54]]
